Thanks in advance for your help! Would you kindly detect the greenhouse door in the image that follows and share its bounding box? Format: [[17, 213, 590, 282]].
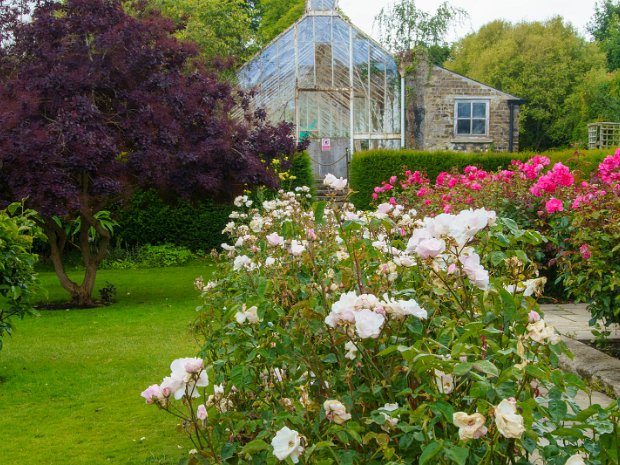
[[298, 90, 351, 180]]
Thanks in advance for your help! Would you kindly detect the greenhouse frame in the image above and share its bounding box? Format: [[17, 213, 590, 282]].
[[238, 0, 404, 178]]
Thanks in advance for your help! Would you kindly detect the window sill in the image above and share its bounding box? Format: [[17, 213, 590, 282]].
[[451, 137, 493, 144]]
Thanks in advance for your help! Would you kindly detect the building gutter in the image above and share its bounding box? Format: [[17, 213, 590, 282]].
[[401, 77, 406, 148], [508, 99, 526, 153]]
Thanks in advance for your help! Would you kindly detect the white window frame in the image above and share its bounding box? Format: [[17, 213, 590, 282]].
[[454, 99, 489, 137]]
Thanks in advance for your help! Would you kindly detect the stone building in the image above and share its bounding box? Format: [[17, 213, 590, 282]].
[[237, 0, 523, 178], [404, 54, 524, 153]]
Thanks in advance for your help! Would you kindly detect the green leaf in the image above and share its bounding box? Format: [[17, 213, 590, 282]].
[[444, 445, 469, 465], [321, 353, 338, 364], [420, 441, 443, 465], [473, 360, 499, 378], [314, 201, 327, 225], [240, 439, 270, 454]]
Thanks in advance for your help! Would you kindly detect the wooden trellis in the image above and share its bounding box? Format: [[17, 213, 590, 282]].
[[588, 122, 620, 149]]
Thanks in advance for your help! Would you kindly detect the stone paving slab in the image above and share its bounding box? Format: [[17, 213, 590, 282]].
[[540, 303, 620, 341]]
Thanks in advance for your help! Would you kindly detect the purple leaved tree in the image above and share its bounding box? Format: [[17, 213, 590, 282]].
[[0, 0, 298, 306]]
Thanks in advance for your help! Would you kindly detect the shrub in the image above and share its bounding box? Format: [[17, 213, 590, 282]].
[[282, 151, 315, 194], [143, 190, 619, 465], [349, 149, 609, 210], [0, 203, 41, 351], [370, 150, 620, 325], [137, 244, 195, 268], [114, 190, 233, 252]]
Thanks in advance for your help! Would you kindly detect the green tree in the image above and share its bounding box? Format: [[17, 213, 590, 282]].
[[561, 68, 620, 144], [588, 0, 620, 70], [447, 18, 607, 150], [375, 0, 467, 58], [257, 0, 304, 44], [126, 0, 259, 64]]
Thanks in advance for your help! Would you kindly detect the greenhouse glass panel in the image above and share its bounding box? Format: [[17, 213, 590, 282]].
[[237, 1, 402, 177], [310, 0, 337, 10]]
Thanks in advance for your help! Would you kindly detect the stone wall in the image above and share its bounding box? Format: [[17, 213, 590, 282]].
[[405, 59, 521, 153]]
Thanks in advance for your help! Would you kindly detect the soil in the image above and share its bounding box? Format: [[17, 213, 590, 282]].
[[581, 340, 620, 360]]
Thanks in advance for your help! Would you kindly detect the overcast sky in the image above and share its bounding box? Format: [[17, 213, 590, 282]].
[[338, 0, 599, 42]]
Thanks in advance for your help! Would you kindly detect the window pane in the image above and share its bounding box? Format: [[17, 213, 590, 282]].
[[473, 102, 487, 118], [472, 119, 486, 134], [457, 102, 471, 118], [457, 119, 471, 134]]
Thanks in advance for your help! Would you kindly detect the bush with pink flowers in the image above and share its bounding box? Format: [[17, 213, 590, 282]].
[[143, 184, 619, 465], [372, 149, 620, 326]]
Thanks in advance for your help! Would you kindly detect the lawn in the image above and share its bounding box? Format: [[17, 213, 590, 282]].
[[0, 264, 214, 465]]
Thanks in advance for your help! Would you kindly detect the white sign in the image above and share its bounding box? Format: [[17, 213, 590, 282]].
[[321, 138, 331, 151]]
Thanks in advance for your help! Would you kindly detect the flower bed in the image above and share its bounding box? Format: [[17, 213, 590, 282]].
[[143, 181, 619, 464]]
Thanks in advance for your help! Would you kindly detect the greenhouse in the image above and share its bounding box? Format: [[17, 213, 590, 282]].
[[238, 0, 403, 179]]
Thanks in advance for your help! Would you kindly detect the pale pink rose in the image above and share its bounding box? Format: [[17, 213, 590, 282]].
[[528, 310, 541, 323], [141, 384, 164, 404], [565, 454, 587, 465], [197, 404, 208, 421], [415, 238, 446, 259], [266, 232, 284, 247]]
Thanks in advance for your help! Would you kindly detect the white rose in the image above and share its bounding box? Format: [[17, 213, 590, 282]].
[[271, 427, 305, 463], [325, 291, 358, 327], [379, 403, 399, 429], [344, 341, 358, 360], [435, 370, 454, 394], [323, 399, 352, 424], [323, 173, 348, 191], [527, 320, 559, 344], [382, 294, 427, 320], [165, 358, 209, 400], [494, 398, 525, 438], [290, 240, 306, 257], [565, 454, 587, 465], [453, 412, 488, 440], [354, 309, 385, 339]]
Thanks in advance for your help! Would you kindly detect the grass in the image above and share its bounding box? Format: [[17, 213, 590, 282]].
[[0, 263, 214, 465]]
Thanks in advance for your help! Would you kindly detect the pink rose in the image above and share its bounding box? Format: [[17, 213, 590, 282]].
[[197, 404, 208, 421], [580, 244, 591, 260], [545, 198, 564, 214]]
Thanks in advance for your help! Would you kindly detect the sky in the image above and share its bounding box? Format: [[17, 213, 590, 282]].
[[338, 0, 599, 43]]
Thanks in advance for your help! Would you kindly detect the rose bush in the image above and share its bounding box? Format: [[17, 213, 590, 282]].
[[144, 185, 619, 465], [372, 150, 620, 326]]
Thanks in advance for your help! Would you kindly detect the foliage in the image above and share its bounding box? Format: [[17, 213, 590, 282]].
[[144, 189, 620, 465], [137, 244, 195, 268], [0, 203, 41, 352], [281, 151, 315, 194], [561, 68, 620, 144], [257, 0, 305, 44], [588, 0, 620, 71], [114, 190, 233, 252], [447, 18, 607, 150], [0, 0, 298, 305], [0, 265, 210, 465], [126, 0, 260, 65], [375, 0, 467, 56], [349, 149, 611, 210]]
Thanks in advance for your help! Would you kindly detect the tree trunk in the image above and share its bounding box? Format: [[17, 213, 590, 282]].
[[42, 208, 111, 306]]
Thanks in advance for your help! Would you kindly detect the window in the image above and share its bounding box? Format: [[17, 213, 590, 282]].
[[455, 100, 488, 136]]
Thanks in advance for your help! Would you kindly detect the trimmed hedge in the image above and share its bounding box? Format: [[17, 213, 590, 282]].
[[113, 152, 313, 251], [349, 148, 612, 210], [114, 190, 233, 252]]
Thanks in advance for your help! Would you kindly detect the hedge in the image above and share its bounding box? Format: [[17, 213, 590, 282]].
[[349, 148, 612, 210], [113, 152, 314, 251]]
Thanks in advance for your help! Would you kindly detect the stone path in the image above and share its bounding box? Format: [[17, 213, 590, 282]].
[[540, 303, 620, 341], [539, 303, 620, 400]]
